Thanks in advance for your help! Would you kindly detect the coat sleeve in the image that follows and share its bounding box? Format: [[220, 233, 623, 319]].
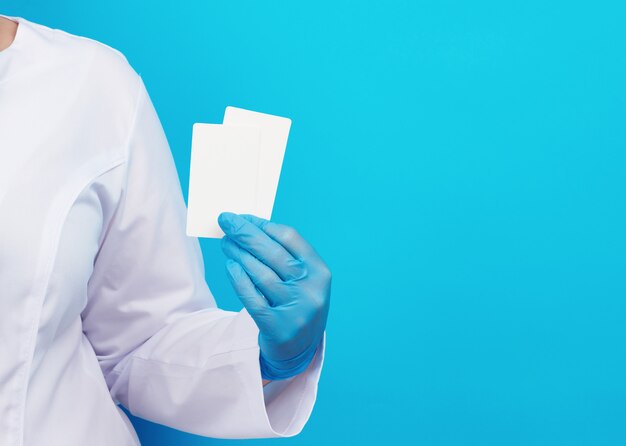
[[81, 75, 325, 439]]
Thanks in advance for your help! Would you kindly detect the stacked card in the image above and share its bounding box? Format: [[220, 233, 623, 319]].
[[186, 107, 292, 238]]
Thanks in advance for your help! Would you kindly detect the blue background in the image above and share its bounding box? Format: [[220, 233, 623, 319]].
[[4, 1, 626, 445]]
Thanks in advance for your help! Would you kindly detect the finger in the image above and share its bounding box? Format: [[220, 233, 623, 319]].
[[218, 212, 304, 281], [239, 214, 319, 263], [222, 237, 290, 306], [225, 259, 269, 315]]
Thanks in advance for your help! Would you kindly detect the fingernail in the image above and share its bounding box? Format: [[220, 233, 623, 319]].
[[220, 236, 230, 249], [288, 259, 308, 280], [225, 259, 239, 276], [218, 212, 235, 232]]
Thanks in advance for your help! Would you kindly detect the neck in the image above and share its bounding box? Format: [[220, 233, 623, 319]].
[[0, 17, 18, 52]]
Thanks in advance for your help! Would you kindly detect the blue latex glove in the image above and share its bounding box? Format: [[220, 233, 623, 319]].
[[218, 212, 331, 380]]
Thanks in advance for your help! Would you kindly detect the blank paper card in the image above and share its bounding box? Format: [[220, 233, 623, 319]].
[[186, 123, 261, 238]]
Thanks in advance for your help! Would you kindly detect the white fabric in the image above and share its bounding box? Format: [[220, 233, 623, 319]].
[[0, 15, 325, 446]]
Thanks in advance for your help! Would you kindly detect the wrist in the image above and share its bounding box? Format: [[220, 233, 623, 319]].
[[259, 341, 318, 381]]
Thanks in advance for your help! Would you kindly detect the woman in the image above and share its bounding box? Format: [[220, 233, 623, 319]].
[[0, 14, 330, 445]]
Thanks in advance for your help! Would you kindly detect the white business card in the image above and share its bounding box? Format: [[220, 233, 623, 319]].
[[223, 107, 291, 219], [186, 123, 261, 238]]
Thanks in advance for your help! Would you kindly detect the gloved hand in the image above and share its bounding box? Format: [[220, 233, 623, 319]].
[[218, 212, 331, 381]]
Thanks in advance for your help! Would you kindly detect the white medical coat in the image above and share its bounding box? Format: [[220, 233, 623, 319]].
[[0, 15, 325, 446]]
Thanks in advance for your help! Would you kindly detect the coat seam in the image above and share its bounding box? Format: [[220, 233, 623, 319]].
[[16, 153, 126, 446]]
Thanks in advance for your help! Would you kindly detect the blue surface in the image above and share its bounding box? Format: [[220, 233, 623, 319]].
[[4, 1, 626, 445]]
